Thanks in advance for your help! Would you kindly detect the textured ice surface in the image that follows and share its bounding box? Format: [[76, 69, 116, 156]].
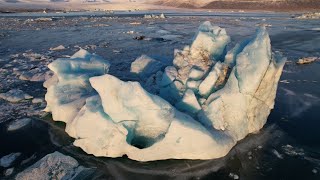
[[15, 152, 87, 180], [44, 21, 286, 161], [44, 49, 110, 123]]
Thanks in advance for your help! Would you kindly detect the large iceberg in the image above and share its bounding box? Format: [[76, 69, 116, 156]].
[[44, 22, 286, 161]]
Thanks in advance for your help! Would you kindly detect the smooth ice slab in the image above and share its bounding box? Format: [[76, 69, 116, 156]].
[[44, 23, 285, 161]]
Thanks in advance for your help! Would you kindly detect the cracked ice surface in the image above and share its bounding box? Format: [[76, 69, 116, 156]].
[[44, 21, 286, 161]]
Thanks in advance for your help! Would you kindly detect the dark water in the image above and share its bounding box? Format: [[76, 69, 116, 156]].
[[0, 11, 319, 179]]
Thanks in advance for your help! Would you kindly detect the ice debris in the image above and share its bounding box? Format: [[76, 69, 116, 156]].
[[0, 89, 33, 103], [4, 168, 14, 176], [44, 21, 286, 161], [144, 13, 166, 19], [0, 152, 21, 168], [15, 152, 88, 180], [296, 57, 318, 65], [50, 45, 66, 51], [130, 55, 165, 79], [7, 118, 32, 131], [296, 12, 320, 19]]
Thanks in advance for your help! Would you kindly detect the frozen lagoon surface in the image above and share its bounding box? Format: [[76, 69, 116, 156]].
[[0, 11, 320, 179]]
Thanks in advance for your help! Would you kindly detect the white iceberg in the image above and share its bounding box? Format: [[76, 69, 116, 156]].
[[44, 22, 286, 161]]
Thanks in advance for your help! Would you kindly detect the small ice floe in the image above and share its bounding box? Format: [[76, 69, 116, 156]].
[[22, 52, 45, 61], [4, 168, 14, 176], [256, 23, 272, 27], [229, 173, 239, 179], [282, 144, 304, 156], [280, 80, 290, 84], [112, 50, 122, 54], [0, 152, 21, 168], [32, 98, 44, 104], [296, 12, 320, 19], [312, 169, 318, 174], [84, 45, 97, 50], [296, 57, 318, 65], [129, 22, 141, 25], [126, 30, 135, 34], [272, 149, 284, 159], [0, 89, 33, 103], [49, 45, 66, 51], [7, 118, 32, 131], [19, 70, 52, 82], [92, 24, 110, 27], [15, 152, 91, 180], [144, 13, 166, 19], [35, 17, 53, 22]]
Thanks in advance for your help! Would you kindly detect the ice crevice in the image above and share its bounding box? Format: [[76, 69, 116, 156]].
[[44, 21, 286, 161]]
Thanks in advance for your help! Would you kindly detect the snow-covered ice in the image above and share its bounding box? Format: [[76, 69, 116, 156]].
[[44, 21, 286, 161]]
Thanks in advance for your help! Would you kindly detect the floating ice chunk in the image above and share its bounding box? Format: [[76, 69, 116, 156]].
[[312, 169, 318, 174], [50, 45, 66, 51], [7, 118, 32, 131], [296, 12, 320, 19], [130, 55, 164, 79], [176, 89, 202, 115], [160, 13, 166, 19], [43, 23, 285, 161], [272, 149, 283, 159], [4, 168, 14, 176], [22, 52, 43, 61], [0, 89, 33, 103], [0, 152, 21, 168], [15, 152, 86, 180], [296, 57, 318, 65], [32, 98, 44, 104]]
